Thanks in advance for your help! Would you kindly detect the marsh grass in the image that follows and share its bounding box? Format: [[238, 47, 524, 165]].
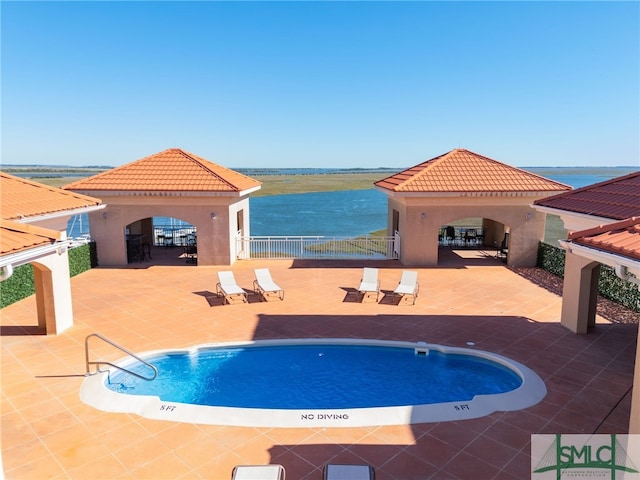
[[35, 176, 90, 188], [17, 170, 387, 195], [250, 173, 386, 197], [303, 235, 391, 256], [20, 170, 567, 243]]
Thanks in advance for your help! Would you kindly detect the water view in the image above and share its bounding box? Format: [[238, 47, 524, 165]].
[[65, 167, 637, 239], [251, 189, 385, 237]]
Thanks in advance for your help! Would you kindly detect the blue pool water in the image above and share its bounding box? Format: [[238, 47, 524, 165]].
[[106, 344, 523, 409]]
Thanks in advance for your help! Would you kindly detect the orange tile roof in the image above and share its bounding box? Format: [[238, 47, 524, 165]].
[[0, 219, 61, 256], [63, 148, 262, 193], [534, 171, 640, 220], [568, 217, 640, 262], [375, 149, 572, 193], [1, 173, 101, 258], [1, 172, 103, 221]]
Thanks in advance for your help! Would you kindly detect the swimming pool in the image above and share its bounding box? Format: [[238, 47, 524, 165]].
[[81, 339, 546, 427]]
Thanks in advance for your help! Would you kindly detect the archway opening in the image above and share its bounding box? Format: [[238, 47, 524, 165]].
[[125, 216, 197, 266], [436, 217, 510, 266]]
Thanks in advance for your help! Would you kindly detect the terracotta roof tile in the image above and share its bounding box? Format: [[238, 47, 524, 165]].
[[375, 149, 571, 193], [534, 171, 640, 220], [0, 219, 61, 256], [568, 217, 640, 262], [1, 172, 103, 221], [62, 148, 261, 193]]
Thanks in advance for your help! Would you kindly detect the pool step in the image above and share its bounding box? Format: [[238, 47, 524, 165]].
[[415, 342, 429, 356]]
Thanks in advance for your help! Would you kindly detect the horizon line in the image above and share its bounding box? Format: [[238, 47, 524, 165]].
[[1, 164, 639, 170]]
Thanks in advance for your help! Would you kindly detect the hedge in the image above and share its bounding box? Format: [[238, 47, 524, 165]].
[[0, 263, 35, 308], [0, 242, 97, 309], [537, 242, 640, 313], [537, 242, 566, 278]]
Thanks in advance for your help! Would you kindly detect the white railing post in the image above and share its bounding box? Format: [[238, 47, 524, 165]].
[[394, 230, 400, 258]]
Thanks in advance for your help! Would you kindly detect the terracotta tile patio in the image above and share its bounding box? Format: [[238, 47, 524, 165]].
[[1, 249, 638, 479]]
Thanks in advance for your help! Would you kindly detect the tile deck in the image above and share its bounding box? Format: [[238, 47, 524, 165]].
[[1, 248, 638, 479]]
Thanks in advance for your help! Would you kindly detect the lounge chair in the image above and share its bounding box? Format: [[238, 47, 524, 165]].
[[253, 268, 284, 301], [393, 270, 419, 305], [357, 267, 380, 302], [232, 464, 285, 480], [323, 464, 375, 480], [216, 271, 248, 304]]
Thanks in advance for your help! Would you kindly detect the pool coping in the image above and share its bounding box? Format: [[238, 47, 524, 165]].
[[80, 338, 547, 428]]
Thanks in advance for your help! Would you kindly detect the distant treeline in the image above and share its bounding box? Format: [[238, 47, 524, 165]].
[[525, 166, 638, 175], [2, 166, 111, 176], [2, 165, 113, 169]]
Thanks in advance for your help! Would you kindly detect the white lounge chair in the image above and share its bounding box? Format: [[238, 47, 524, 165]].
[[216, 271, 248, 304], [232, 464, 285, 480], [393, 270, 419, 305], [357, 267, 380, 302], [323, 464, 375, 480], [253, 268, 284, 301]]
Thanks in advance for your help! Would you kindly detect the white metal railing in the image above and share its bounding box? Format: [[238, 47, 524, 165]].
[[237, 235, 399, 260], [152, 226, 197, 247]]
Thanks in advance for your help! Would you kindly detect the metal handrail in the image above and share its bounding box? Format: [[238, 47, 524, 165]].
[[85, 333, 158, 381]]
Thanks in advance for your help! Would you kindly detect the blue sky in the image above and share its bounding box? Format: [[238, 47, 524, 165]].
[[2, 1, 638, 168]]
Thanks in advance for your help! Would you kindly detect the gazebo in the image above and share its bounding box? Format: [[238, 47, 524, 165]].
[[0, 173, 104, 334], [64, 148, 261, 266], [375, 149, 571, 266]]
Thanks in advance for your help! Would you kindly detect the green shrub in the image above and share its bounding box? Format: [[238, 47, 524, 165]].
[[0, 242, 97, 309], [537, 242, 640, 313], [0, 263, 35, 308], [68, 243, 97, 275], [537, 242, 565, 277], [599, 264, 640, 312]]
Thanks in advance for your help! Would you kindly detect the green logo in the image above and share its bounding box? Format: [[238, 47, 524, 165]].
[[532, 434, 639, 479]]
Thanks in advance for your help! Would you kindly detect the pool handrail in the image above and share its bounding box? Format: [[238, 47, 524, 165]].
[[85, 333, 158, 381]]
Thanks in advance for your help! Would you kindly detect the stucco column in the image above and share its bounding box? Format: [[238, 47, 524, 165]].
[[506, 210, 545, 267], [399, 208, 439, 266], [630, 326, 640, 433], [88, 210, 128, 266], [560, 251, 600, 334], [33, 266, 54, 332], [33, 250, 74, 334]]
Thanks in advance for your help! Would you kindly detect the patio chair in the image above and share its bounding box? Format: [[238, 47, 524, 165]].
[[183, 244, 197, 264], [216, 271, 248, 304], [253, 268, 284, 301], [393, 270, 419, 305], [323, 464, 375, 480], [231, 464, 285, 480], [357, 267, 380, 302], [463, 228, 477, 246]]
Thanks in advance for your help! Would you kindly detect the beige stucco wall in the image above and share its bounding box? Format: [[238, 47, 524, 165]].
[[384, 194, 548, 266], [87, 194, 251, 266], [559, 252, 600, 334], [31, 249, 74, 334]]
